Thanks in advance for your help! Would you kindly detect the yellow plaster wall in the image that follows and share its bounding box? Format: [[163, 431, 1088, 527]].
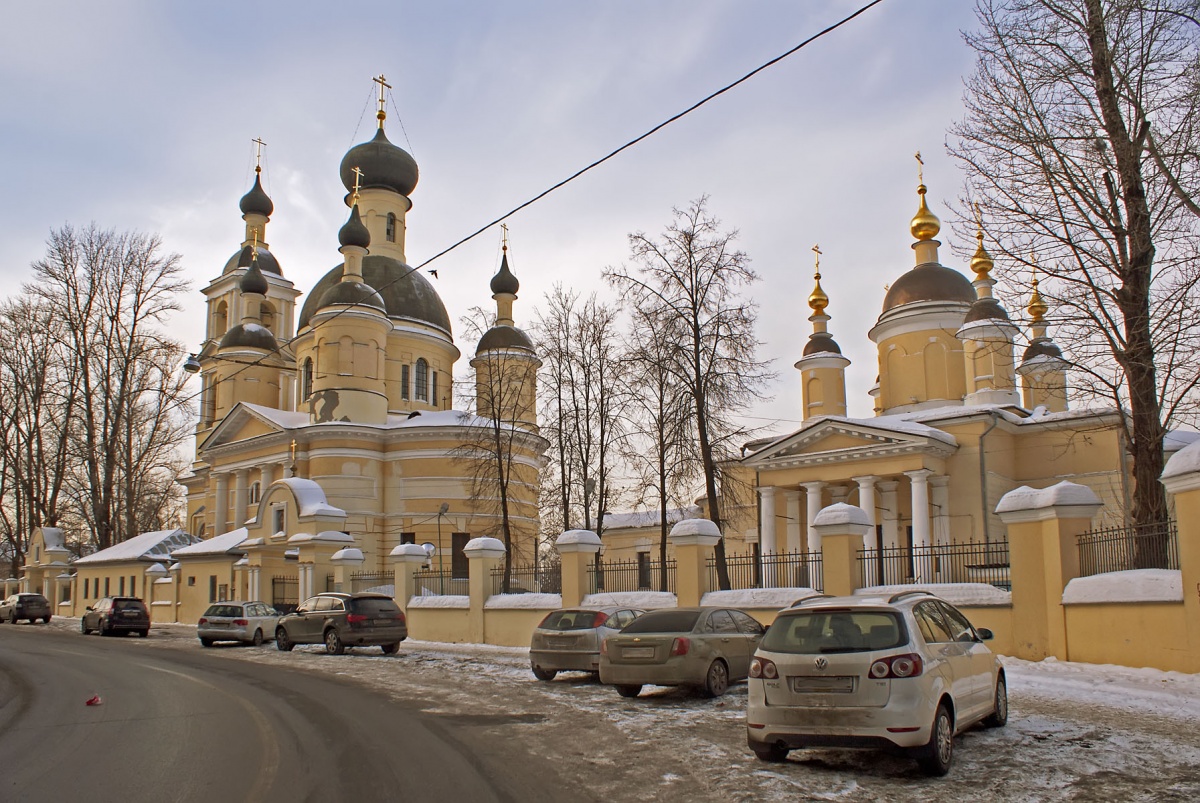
[[957, 605, 1015, 656], [176, 557, 239, 623], [1064, 602, 1191, 672], [480, 607, 558, 648], [407, 605, 471, 643]]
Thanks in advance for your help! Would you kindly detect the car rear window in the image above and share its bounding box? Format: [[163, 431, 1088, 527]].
[[539, 610, 605, 630], [114, 599, 146, 612], [762, 610, 906, 654], [204, 605, 243, 617], [620, 610, 701, 634], [350, 598, 400, 615]]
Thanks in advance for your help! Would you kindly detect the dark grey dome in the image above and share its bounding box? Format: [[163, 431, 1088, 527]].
[[317, 280, 386, 313], [299, 255, 450, 334], [239, 173, 273, 217], [338, 205, 371, 249], [223, 246, 282, 276], [476, 325, 534, 355], [339, 128, 419, 197], [220, 322, 278, 351], [1023, 339, 1063, 361], [239, 259, 269, 296], [490, 252, 519, 295], [882, 263, 975, 313], [962, 297, 1011, 324], [802, 331, 842, 356]]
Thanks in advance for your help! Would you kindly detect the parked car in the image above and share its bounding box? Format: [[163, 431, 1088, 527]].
[[81, 596, 151, 637], [529, 606, 645, 680], [275, 592, 407, 655], [599, 606, 766, 698], [0, 592, 52, 624], [198, 601, 280, 647], [746, 590, 1006, 776]]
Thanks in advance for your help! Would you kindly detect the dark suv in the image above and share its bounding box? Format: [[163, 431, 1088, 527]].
[[81, 596, 150, 637], [275, 592, 407, 655], [0, 593, 52, 624]]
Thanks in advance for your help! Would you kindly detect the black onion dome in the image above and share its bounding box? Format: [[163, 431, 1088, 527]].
[[339, 128, 419, 197], [1023, 339, 1063, 361], [223, 246, 282, 276], [802, 331, 842, 356], [339, 205, 371, 249], [962, 297, 1011, 324], [220, 322, 278, 351], [882, 263, 976, 313], [317, 281, 386, 312], [299, 255, 450, 334], [239, 259, 269, 296], [476, 324, 534, 355], [490, 252, 519, 295], [239, 173, 274, 217]]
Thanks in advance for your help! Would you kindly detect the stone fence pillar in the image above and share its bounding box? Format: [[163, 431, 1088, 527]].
[[1162, 443, 1200, 673], [556, 530, 601, 609], [995, 481, 1101, 662], [465, 537, 506, 643], [670, 519, 721, 607], [330, 548, 365, 594], [814, 503, 871, 597], [389, 544, 430, 614]]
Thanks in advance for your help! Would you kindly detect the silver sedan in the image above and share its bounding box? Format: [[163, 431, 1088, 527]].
[[197, 601, 280, 646]]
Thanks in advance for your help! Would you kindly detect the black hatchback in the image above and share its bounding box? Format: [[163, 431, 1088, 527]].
[[275, 592, 407, 655], [81, 597, 150, 637], [0, 593, 52, 624]]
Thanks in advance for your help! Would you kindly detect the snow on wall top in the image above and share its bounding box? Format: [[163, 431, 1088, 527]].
[[1163, 438, 1200, 480], [813, 502, 870, 528], [409, 594, 470, 608], [171, 527, 248, 557], [995, 481, 1101, 513], [556, 530, 601, 547], [75, 529, 200, 565], [702, 588, 819, 609], [581, 591, 678, 609], [670, 519, 720, 539], [1063, 569, 1183, 605], [274, 478, 346, 518], [856, 583, 1012, 606], [485, 593, 562, 610]]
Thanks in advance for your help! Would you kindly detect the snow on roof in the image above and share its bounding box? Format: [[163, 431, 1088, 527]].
[[273, 478, 346, 517], [995, 481, 1101, 514], [581, 591, 677, 609], [238, 401, 309, 429], [556, 530, 601, 547], [74, 529, 199, 565], [485, 593, 562, 610], [857, 583, 1012, 606], [240, 402, 516, 434], [670, 519, 721, 539], [1063, 569, 1182, 605], [702, 588, 818, 609], [814, 502, 869, 528], [330, 547, 364, 562], [40, 527, 65, 550], [603, 506, 703, 530], [171, 527, 248, 557], [1163, 437, 1200, 480], [1164, 429, 1200, 454]]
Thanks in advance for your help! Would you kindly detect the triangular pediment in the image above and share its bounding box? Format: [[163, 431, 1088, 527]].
[[201, 403, 289, 453], [743, 417, 957, 469]]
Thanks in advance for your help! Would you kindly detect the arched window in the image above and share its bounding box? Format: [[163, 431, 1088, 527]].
[[431, 371, 438, 408], [924, 342, 949, 400], [213, 300, 228, 337], [401, 364, 410, 400], [415, 358, 429, 402], [260, 300, 277, 334], [386, 213, 397, 242], [302, 357, 314, 400], [248, 482, 261, 506], [202, 376, 216, 425]]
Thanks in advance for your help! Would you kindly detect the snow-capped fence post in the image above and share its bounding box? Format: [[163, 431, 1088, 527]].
[[669, 519, 721, 607], [1161, 442, 1200, 673], [556, 530, 601, 608], [813, 503, 871, 597], [464, 537, 506, 643], [389, 544, 430, 615], [329, 548, 365, 594], [995, 482, 1101, 662]]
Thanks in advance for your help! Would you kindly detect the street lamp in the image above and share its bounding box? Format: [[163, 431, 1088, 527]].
[[436, 502, 449, 577], [182, 354, 201, 374]]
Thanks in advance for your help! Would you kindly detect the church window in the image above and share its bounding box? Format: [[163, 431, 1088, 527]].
[[248, 482, 261, 506], [415, 358, 429, 402], [400, 532, 416, 545], [302, 358, 314, 400], [213, 301, 228, 337], [431, 371, 438, 407], [451, 533, 470, 579], [272, 505, 286, 536], [401, 364, 410, 400], [202, 376, 216, 425], [260, 300, 277, 334], [924, 342, 949, 400], [386, 213, 396, 242]]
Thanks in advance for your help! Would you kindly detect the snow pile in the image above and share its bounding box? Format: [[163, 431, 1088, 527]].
[[701, 588, 817, 609], [581, 591, 676, 609], [485, 593, 562, 610], [409, 595, 470, 609], [857, 583, 1012, 606], [1062, 569, 1182, 604]]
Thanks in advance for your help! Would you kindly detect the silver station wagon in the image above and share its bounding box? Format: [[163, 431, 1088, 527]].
[[529, 606, 644, 680], [198, 601, 280, 647]]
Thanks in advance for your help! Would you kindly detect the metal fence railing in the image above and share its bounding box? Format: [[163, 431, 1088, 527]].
[[857, 540, 1011, 590], [707, 551, 823, 591], [490, 563, 562, 596], [350, 570, 394, 594], [412, 569, 469, 597], [1077, 521, 1179, 576], [589, 557, 676, 593], [271, 575, 298, 612]]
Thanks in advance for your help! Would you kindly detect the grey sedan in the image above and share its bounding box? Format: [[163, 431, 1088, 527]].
[[599, 607, 766, 698], [198, 601, 280, 646], [529, 607, 644, 680]]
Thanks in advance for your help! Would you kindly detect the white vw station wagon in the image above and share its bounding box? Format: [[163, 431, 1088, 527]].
[[746, 590, 1006, 775]]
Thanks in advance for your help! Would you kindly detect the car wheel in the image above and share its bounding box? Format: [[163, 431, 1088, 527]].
[[251, 629, 264, 647], [983, 675, 1008, 728], [531, 665, 557, 682], [324, 628, 345, 655], [80, 618, 90, 635], [615, 684, 642, 698], [275, 627, 294, 652], [381, 643, 399, 655], [200, 637, 214, 647], [702, 660, 730, 698], [751, 742, 790, 763], [138, 630, 149, 638], [101, 619, 111, 637], [915, 704, 954, 777]]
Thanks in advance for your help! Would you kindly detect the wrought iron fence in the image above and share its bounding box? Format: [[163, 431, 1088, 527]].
[[857, 540, 1011, 590], [412, 569, 469, 597], [589, 557, 676, 593], [707, 551, 823, 591], [1077, 521, 1179, 576], [271, 575, 298, 612], [490, 562, 562, 596], [350, 570, 394, 594]]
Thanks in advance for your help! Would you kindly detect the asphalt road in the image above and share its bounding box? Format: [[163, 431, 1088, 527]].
[[0, 625, 555, 803]]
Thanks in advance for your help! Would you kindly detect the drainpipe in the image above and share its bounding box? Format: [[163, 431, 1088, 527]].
[[978, 411, 1001, 546]]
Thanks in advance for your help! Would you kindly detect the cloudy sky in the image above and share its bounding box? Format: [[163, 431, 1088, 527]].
[[0, 0, 987, 433]]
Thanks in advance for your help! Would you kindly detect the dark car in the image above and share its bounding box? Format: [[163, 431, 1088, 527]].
[[81, 596, 150, 637], [275, 592, 407, 655], [0, 593, 52, 624]]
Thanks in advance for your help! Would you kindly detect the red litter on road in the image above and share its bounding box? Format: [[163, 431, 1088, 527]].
[[85, 695, 103, 706]]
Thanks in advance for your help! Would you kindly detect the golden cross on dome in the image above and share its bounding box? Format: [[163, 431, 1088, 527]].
[[351, 166, 365, 202], [501, 223, 509, 252], [812, 244, 822, 278], [915, 151, 925, 184], [290, 439, 297, 462], [252, 138, 267, 174], [251, 228, 260, 262], [373, 74, 391, 127]]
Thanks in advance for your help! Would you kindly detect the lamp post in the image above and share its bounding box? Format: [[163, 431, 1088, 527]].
[[436, 503, 449, 592]]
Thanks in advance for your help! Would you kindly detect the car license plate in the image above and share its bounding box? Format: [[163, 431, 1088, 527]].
[[622, 646, 655, 659], [373, 619, 393, 625], [212, 622, 228, 627], [549, 636, 575, 647], [791, 675, 855, 693]]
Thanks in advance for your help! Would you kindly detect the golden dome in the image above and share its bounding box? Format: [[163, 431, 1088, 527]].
[[809, 275, 829, 313], [970, 230, 994, 278], [910, 184, 941, 241], [1028, 272, 1048, 323]]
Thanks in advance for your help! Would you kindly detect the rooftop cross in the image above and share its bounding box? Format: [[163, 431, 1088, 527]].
[[373, 74, 391, 127], [915, 151, 925, 184], [501, 222, 509, 252], [351, 166, 365, 202], [252, 137, 267, 174], [812, 243, 822, 279]]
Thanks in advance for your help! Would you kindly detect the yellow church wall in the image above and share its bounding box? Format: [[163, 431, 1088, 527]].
[[957, 605, 1015, 656], [480, 607, 559, 647], [407, 605, 471, 643], [1064, 602, 1190, 672], [176, 556, 239, 623], [878, 330, 967, 410], [75, 564, 150, 608]]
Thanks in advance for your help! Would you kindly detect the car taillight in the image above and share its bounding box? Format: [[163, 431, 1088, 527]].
[[395, 611, 406, 624], [233, 619, 248, 627], [346, 613, 368, 624], [198, 618, 208, 625], [670, 637, 690, 656], [868, 653, 924, 679], [749, 657, 778, 679], [592, 612, 609, 628]]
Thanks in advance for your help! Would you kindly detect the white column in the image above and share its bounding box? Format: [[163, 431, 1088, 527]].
[[298, 564, 310, 601], [758, 487, 778, 554], [249, 567, 260, 601], [853, 475, 879, 551], [214, 473, 230, 536], [234, 469, 249, 527], [878, 480, 900, 549], [785, 491, 803, 553], [905, 469, 933, 581], [261, 463, 278, 489], [930, 475, 951, 547], [802, 482, 825, 551]]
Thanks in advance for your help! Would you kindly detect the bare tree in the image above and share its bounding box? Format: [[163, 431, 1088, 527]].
[[951, 0, 1200, 542], [606, 197, 773, 589]]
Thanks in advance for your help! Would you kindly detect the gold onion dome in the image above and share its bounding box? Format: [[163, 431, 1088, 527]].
[[970, 230, 994, 279], [910, 184, 941, 241], [1028, 274, 1049, 323], [809, 275, 829, 313]]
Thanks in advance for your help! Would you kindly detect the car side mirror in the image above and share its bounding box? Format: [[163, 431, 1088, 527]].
[[85, 606, 93, 612], [976, 627, 994, 641]]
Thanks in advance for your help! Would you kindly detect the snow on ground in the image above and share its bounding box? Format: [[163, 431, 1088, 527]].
[[18, 617, 1200, 801]]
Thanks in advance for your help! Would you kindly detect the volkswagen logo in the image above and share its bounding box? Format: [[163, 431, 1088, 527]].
[[814, 657, 828, 670]]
